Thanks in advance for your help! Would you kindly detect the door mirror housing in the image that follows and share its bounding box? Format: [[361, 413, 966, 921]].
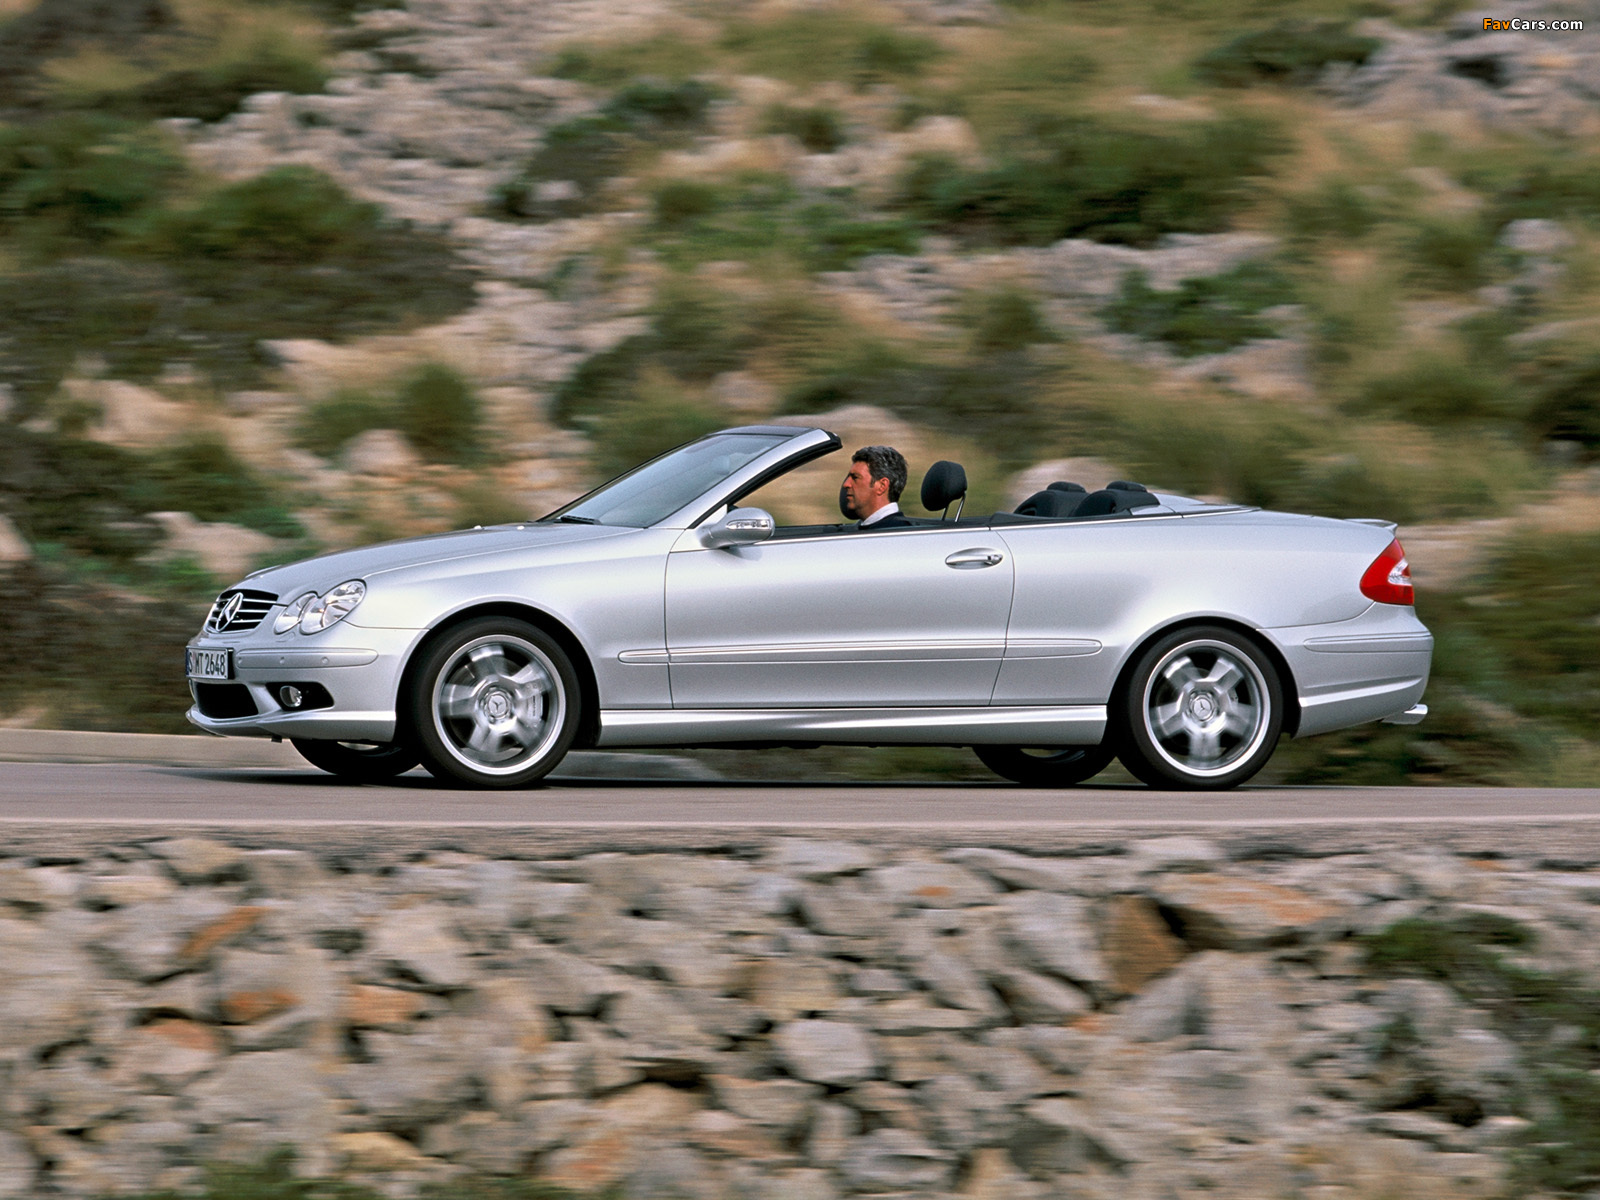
[[702, 507, 775, 549]]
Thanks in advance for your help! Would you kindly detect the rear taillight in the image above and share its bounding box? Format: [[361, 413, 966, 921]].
[[1360, 537, 1414, 605]]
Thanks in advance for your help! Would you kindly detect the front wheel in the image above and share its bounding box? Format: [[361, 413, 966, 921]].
[[408, 617, 580, 789], [292, 738, 420, 783], [974, 743, 1116, 787], [1116, 625, 1284, 790]]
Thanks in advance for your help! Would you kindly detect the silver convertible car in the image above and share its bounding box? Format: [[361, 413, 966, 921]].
[[185, 425, 1431, 790]]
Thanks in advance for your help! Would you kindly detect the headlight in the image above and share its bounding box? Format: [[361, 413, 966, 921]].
[[273, 592, 317, 635], [297, 580, 367, 635]]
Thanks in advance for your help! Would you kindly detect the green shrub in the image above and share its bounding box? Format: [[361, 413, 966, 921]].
[[719, 9, 942, 88], [1101, 260, 1296, 356], [1193, 20, 1380, 88], [645, 174, 919, 270], [1403, 214, 1497, 291], [497, 114, 631, 219], [544, 35, 714, 86], [103, 36, 328, 122], [0, 115, 185, 250], [395, 363, 482, 466], [960, 285, 1056, 353], [499, 79, 718, 221], [895, 113, 1285, 247], [760, 103, 848, 153], [133, 165, 383, 262], [294, 390, 391, 459], [603, 76, 718, 128], [1283, 178, 1380, 242], [129, 437, 304, 538], [651, 177, 722, 228], [1524, 349, 1600, 456], [1349, 353, 1514, 424], [1483, 157, 1600, 227]]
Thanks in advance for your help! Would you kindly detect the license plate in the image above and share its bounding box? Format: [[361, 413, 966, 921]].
[[186, 647, 232, 681]]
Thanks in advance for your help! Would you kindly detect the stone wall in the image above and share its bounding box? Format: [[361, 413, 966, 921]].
[[3, 827, 1599, 1198]]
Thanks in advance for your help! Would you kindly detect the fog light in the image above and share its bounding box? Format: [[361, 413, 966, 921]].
[[278, 685, 304, 709]]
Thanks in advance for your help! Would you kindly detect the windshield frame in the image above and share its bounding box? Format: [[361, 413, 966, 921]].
[[540, 426, 838, 529]]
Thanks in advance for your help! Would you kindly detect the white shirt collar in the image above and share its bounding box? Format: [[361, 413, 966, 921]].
[[859, 501, 901, 527]]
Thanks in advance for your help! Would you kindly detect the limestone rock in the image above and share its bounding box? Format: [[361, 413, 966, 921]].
[[143, 512, 278, 584], [0, 515, 30, 565], [1151, 872, 1344, 948], [774, 1019, 878, 1086]]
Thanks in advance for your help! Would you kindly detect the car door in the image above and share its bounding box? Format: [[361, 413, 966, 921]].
[[664, 525, 1015, 707]]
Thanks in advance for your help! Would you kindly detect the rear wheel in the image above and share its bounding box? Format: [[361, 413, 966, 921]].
[[408, 617, 580, 789], [974, 743, 1115, 787], [1116, 625, 1283, 790], [292, 738, 420, 783]]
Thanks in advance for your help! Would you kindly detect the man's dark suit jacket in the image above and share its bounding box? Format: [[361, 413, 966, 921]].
[[855, 510, 913, 531]]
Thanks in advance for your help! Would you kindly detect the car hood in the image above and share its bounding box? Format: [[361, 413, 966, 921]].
[[236, 523, 626, 597]]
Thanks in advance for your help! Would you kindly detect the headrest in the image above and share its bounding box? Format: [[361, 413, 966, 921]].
[[1015, 489, 1082, 519], [1047, 481, 1087, 493], [1108, 480, 1149, 492], [921, 460, 967, 512], [1077, 487, 1160, 517]]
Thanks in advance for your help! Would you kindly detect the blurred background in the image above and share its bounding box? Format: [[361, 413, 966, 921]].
[[0, 0, 1596, 784]]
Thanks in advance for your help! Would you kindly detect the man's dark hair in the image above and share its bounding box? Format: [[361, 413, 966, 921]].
[[853, 445, 907, 502]]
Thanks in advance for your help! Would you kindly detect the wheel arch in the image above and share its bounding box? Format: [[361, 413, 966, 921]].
[[1109, 616, 1302, 739], [396, 602, 602, 749]]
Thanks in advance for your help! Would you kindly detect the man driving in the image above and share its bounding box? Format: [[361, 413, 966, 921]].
[[840, 445, 912, 530]]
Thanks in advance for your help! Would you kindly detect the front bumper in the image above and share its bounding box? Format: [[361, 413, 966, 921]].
[[185, 625, 422, 743]]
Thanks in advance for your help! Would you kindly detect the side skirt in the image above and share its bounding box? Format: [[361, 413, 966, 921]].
[[596, 706, 1106, 748]]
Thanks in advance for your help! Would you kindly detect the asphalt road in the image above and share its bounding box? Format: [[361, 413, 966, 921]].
[[3, 761, 1599, 828]]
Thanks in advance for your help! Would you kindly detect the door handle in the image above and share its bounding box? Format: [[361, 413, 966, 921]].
[[945, 548, 1004, 568]]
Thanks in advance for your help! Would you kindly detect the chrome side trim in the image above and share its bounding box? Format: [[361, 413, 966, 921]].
[[597, 705, 1106, 747], [235, 649, 379, 669], [618, 649, 670, 666], [1303, 633, 1434, 654], [1003, 639, 1103, 659], [666, 640, 1006, 665], [620, 641, 1008, 665], [1381, 703, 1428, 726]]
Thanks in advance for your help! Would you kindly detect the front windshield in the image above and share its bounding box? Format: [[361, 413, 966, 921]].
[[543, 432, 793, 528]]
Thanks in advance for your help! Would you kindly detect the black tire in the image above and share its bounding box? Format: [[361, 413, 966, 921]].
[[1116, 624, 1284, 791], [974, 743, 1116, 787], [407, 617, 580, 789], [292, 738, 420, 783]]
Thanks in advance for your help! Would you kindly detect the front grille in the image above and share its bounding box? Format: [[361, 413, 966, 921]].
[[193, 683, 259, 720], [205, 589, 277, 634]]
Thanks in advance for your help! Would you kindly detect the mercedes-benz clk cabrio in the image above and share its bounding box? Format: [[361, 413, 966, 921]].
[[185, 425, 1431, 789]]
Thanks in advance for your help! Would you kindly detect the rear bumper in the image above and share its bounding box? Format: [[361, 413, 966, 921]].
[[1265, 605, 1433, 738]]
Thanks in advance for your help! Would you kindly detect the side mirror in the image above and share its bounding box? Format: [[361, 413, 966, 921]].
[[702, 507, 775, 549]]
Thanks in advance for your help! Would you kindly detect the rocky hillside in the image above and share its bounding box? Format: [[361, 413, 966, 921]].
[[0, 0, 1597, 782]]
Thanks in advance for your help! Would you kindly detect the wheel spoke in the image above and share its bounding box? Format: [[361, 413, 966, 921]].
[[1159, 654, 1200, 691], [466, 720, 501, 757], [1151, 700, 1187, 740], [508, 661, 551, 694], [1222, 704, 1258, 739], [1187, 727, 1222, 763], [439, 682, 477, 720], [1202, 658, 1246, 696]]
